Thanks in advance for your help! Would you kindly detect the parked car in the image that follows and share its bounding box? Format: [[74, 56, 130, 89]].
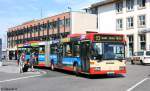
[[130, 51, 150, 65]]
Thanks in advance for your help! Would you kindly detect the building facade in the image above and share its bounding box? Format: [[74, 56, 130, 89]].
[[87, 0, 150, 57], [7, 11, 97, 50]]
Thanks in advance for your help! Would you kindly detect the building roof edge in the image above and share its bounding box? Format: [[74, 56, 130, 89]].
[[91, 0, 118, 8]]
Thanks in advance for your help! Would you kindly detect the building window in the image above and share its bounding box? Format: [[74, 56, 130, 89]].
[[116, 1, 123, 13], [137, 0, 146, 8], [126, 0, 134, 11], [47, 22, 52, 29], [128, 35, 134, 56], [53, 21, 57, 28], [138, 15, 146, 27], [139, 34, 146, 50], [59, 20, 64, 27], [116, 19, 123, 30], [65, 18, 70, 27], [127, 17, 134, 29]]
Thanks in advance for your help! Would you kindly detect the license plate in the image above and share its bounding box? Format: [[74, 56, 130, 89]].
[[107, 72, 114, 74], [106, 62, 114, 64]]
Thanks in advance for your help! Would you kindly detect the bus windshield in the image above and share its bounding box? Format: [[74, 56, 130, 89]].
[[91, 43, 125, 60]]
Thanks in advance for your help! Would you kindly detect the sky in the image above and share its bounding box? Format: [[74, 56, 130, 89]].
[[0, 0, 102, 49]]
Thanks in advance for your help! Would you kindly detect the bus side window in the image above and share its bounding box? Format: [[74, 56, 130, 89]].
[[39, 46, 45, 54], [73, 43, 80, 57], [50, 47, 54, 54], [64, 43, 73, 56]]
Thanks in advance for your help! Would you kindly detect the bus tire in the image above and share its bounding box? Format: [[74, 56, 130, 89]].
[[140, 60, 145, 65], [73, 63, 79, 76], [131, 60, 135, 65]]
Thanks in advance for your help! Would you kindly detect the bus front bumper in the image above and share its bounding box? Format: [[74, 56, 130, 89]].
[[89, 68, 126, 75]]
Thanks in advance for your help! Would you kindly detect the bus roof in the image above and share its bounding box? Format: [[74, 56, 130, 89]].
[[61, 33, 125, 43]]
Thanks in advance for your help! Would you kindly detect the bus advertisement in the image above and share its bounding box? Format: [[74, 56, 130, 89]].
[[18, 33, 126, 75]]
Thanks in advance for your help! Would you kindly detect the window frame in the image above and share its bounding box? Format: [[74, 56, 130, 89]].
[[116, 18, 123, 30], [138, 15, 146, 28], [126, 0, 134, 12], [126, 16, 134, 29], [116, 1, 123, 13], [137, 0, 146, 9]]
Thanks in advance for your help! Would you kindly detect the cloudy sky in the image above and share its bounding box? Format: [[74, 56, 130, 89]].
[[0, 0, 102, 49]]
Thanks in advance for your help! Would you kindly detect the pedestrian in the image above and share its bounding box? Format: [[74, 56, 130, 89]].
[[17, 54, 19, 66], [19, 52, 26, 73], [29, 52, 35, 72]]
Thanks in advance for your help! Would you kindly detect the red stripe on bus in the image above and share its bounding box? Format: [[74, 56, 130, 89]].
[[37, 63, 45, 67], [63, 66, 73, 71]]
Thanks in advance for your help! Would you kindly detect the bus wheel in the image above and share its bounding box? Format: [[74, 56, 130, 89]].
[[140, 60, 145, 65], [131, 60, 135, 65], [73, 63, 79, 76], [51, 63, 55, 71]]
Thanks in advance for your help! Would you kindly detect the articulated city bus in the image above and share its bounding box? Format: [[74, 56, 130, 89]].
[[49, 33, 126, 75], [18, 33, 126, 75]]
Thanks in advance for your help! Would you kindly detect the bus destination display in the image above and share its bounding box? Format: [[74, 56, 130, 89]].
[[94, 34, 123, 42]]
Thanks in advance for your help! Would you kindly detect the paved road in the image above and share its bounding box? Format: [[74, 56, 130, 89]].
[[0, 62, 150, 91]]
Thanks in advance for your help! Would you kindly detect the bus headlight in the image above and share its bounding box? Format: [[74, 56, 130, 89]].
[[90, 61, 95, 65], [119, 66, 125, 70], [94, 67, 101, 71]]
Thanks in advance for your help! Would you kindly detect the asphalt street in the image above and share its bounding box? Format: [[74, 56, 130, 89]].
[[0, 62, 150, 91]]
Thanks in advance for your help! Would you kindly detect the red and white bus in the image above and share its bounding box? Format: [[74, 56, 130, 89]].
[[48, 33, 126, 75]]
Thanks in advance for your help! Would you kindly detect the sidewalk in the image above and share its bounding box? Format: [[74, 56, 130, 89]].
[[0, 60, 46, 74]]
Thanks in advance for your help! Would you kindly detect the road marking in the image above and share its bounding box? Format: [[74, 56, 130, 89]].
[[0, 75, 41, 83], [127, 78, 150, 91]]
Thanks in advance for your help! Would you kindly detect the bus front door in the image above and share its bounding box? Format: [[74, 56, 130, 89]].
[[57, 44, 63, 68], [80, 42, 90, 73]]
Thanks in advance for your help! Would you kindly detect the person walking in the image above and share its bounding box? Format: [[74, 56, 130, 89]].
[[19, 52, 25, 73], [34, 51, 39, 65], [29, 52, 35, 72]]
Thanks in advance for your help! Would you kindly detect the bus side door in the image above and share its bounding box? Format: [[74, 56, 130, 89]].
[[80, 41, 90, 72]]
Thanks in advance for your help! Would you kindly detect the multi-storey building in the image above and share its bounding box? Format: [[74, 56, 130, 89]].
[[7, 11, 97, 49], [86, 0, 150, 57], [7, 11, 97, 60]]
